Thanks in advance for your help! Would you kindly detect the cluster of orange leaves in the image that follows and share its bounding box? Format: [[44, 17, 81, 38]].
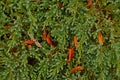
[[42, 28, 55, 46], [68, 36, 83, 73], [5, 1, 115, 79], [23, 28, 56, 49], [42, 28, 82, 73], [23, 35, 42, 48], [4, 1, 108, 76], [68, 35, 78, 62]]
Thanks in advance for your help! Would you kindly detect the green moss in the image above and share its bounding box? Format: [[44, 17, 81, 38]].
[[0, 0, 120, 80]]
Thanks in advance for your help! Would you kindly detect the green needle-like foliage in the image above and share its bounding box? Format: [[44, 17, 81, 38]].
[[0, 0, 120, 80]]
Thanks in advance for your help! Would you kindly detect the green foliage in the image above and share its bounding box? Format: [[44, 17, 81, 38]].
[[0, 0, 120, 80]]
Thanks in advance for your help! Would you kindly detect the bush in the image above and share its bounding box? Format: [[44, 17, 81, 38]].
[[0, 0, 120, 80]]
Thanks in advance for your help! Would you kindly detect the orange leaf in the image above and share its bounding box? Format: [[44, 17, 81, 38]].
[[43, 29, 48, 40], [74, 35, 78, 48], [70, 67, 77, 73], [27, 45, 32, 48], [86, 0, 92, 7], [23, 40, 35, 45], [5, 24, 12, 29], [76, 66, 83, 71], [68, 46, 74, 62], [70, 66, 83, 73], [98, 32, 103, 45], [46, 33, 53, 46]]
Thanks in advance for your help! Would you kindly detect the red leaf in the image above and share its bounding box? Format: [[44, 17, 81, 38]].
[[70, 67, 77, 73], [23, 40, 35, 45], [46, 33, 54, 46], [68, 46, 74, 62], [76, 66, 83, 71]]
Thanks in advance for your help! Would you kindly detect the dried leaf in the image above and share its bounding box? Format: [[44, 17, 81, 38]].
[[74, 35, 78, 48], [5, 24, 12, 29], [23, 40, 35, 45], [76, 66, 83, 71], [43, 29, 48, 40], [46, 33, 54, 46], [27, 45, 32, 48], [68, 46, 74, 62], [86, 0, 92, 7], [28, 33, 42, 48], [98, 32, 103, 45], [70, 67, 77, 73], [70, 66, 83, 73]]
